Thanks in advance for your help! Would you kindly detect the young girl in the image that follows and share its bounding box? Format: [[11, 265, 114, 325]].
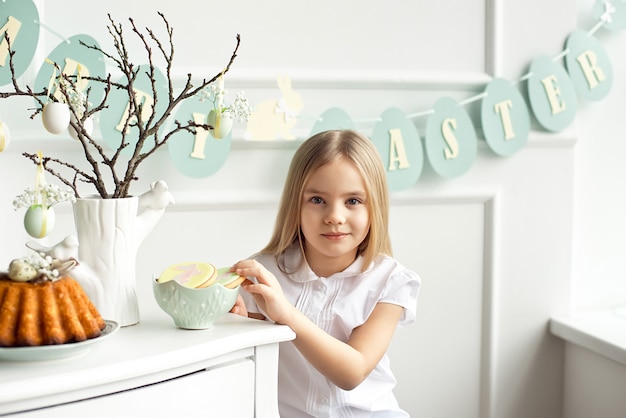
[[231, 129, 420, 417]]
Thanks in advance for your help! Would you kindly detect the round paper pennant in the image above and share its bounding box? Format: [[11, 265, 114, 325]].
[[481, 78, 530, 157], [527, 56, 578, 132], [310, 107, 355, 135], [34, 34, 106, 109], [167, 97, 232, 178], [0, 1, 623, 183], [593, 0, 626, 31], [565, 30, 613, 101], [371, 108, 423, 191], [425, 97, 477, 178], [99, 65, 168, 153], [0, 0, 40, 85]]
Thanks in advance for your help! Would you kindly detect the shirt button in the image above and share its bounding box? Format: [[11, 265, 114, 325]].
[[322, 398, 329, 404]]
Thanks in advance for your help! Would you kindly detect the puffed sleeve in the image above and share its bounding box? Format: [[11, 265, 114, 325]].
[[380, 267, 421, 326]]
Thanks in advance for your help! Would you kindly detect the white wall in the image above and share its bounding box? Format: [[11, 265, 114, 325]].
[[2, 1, 621, 417], [573, 0, 626, 310]]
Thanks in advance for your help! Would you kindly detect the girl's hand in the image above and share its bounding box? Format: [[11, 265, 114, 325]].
[[232, 261, 405, 391], [229, 294, 248, 317], [232, 259, 296, 325]]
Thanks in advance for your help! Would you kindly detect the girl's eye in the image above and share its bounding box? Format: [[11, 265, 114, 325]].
[[347, 198, 362, 206], [310, 196, 324, 204]]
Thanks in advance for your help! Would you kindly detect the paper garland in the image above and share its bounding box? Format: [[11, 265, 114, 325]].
[[0, 0, 39, 85], [33, 34, 107, 109], [167, 95, 232, 178], [0, 0, 624, 190], [99, 64, 169, 154], [300, 1, 623, 190], [565, 30, 613, 101], [481, 78, 530, 157], [592, 0, 626, 31]]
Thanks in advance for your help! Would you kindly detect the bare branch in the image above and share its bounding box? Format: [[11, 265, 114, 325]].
[[5, 13, 242, 199]]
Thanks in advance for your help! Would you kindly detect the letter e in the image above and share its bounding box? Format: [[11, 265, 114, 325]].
[[540, 75, 566, 115]]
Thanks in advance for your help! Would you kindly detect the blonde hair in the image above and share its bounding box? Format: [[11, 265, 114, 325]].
[[261, 130, 392, 272]]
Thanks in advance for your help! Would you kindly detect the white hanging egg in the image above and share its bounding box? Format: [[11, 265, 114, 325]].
[[68, 114, 94, 140], [42, 102, 71, 135], [207, 110, 234, 139], [23, 205, 56, 238], [0, 121, 10, 152]]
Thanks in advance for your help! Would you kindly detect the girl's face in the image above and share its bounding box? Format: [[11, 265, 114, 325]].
[[300, 157, 370, 277]]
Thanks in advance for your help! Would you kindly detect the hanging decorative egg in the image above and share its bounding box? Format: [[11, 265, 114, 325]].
[[207, 109, 234, 139], [68, 114, 94, 140], [23, 205, 56, 239], [42, 102, 71, 135], [0, 120, 10, 152]]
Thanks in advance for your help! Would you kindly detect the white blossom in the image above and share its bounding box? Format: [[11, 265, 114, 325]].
[[13, 184, 76, 211], [57, 76, 91, 118], [16, 252, 59, 281], [198, 82, 253, 123]]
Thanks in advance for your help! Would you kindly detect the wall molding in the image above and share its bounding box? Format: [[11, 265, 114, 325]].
[[485, 0, 501, 77], [480, 193, 499, 418], [172, 68, 493, 92], [389, 188, 500, 418], [7, 129, 577, 155]]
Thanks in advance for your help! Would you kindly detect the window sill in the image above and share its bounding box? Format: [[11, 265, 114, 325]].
[[550, 308, 626, 366]]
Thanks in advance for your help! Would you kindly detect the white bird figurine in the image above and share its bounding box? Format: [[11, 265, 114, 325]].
[[138, 180, 175, 212], [27, 235, 79, 260]]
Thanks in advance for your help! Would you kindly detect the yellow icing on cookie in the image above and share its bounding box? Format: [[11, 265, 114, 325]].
[[158, 262, 216, 288]]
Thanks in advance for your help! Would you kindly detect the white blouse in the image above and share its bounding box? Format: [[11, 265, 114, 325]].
[[242, 245, 421, 417]]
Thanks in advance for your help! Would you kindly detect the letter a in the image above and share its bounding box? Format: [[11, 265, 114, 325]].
[[388, 128, 410, 171]]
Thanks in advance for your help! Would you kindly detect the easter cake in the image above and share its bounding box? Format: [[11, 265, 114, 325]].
[[0, 254, 106, 347]]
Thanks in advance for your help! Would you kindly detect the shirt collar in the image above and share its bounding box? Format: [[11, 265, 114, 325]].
[[283, 245, 372, 283]]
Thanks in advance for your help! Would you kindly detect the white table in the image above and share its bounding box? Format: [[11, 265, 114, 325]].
[[0, 311, 295, 417]]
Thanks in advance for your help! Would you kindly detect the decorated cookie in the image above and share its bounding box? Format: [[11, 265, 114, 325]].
[[213, 267, 247, 289], [157, 262, 217, 289], [157, 262, 247, 290]]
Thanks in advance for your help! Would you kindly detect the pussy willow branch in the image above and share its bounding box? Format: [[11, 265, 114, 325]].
[[4, 12, 241, 199], [22, 152, 93, 193], [0, 32, 47, 112]]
